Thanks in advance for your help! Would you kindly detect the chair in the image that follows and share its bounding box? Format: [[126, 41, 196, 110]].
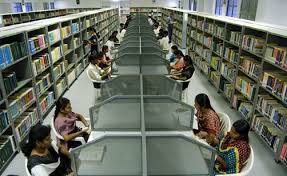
[[51, 117, 86, 147], [25, 158, 31, 176], [216, 146, 254, 176], [217, 112, 232, 135], [176, 77, 192, 103], [86, 70, 105, 103]]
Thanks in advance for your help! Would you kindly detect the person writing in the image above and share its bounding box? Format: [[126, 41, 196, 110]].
[[87, 53, 111, 81], [194, 93, 220, 140], [159, 31, 170, 51], [170, 50, 185, 73], [22, 124, 74, 176], [54, 97, 90, 149], [208, 119, 251, 174], [171, 55, 195, 86]]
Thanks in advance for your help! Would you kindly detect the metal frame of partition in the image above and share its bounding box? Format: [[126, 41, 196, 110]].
[[70, 14, 218, 176]]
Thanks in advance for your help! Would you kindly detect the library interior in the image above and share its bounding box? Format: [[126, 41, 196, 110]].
[[0, 0, 287, 175]]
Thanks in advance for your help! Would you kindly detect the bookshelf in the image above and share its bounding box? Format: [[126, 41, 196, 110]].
[[0, 8, 99, 27], [159, 7, 287, 166], [130, 7, 161, 20], [0, 8, 119, 173], [161, 8, 184, 48]]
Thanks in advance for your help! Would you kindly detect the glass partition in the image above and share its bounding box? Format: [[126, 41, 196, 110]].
[[99, 75, 181, 101], [71, 135, 216, 176], [71, 136, 142, 176], [143, 97, 193, 131], [146, 136, 214, 175], [89, 96, 142, 131]]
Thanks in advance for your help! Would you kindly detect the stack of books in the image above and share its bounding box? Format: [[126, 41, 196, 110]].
[[214, 25, 224, 38], [253, 115, 283, 152], [39, 92, 54, 115], [14, 107, 39, 142], [3, 72, 18, 95], [72, 22, 80, 34], [56, 78, 67, 98], [53, 61, 65, 80], [236, 76, 256, 100], [50, 46, 63, 63], [211, 56, 220, 71], [0, 136, 16, 169], [35, 73, 52, 96], [28, 34, 46, 54], [265, 45, 287, 69], [32, 53, 50, 76], [0, 42, 27, 69], [203, 35, 212, 48], [261, 71, 287, 100], [239, 56, 260, 79], [48, 29, 61, 44], [61, 26, 72, 38], [242, 35, 265, 54], [8, 88, 35, 119], [224, 47, 239, 64], [229, 31, 241, 45], [220, 62, 236, 81], [213, 41, 224, 56], [0, 111, 9, 134]]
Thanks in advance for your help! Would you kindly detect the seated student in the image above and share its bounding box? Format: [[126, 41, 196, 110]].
[[119, 23, 124, 32], [169, 45, 178, 63], [170, 55, 195, 88], [111, 31, 119, 43], [209, 119, 251, 174], [22, 124, 74, 176], [119, 25, 127, 42], [159, 31, 169, 51], [194, 93, 220, 140], [105, 36, 116, 53], [54, 97, 90, 149], [87, 54, 111, 81], [153, 23, 161, 37], [148, 16, 154, 26], [157, 28, 164, 40], [170, 50, 185, 72]]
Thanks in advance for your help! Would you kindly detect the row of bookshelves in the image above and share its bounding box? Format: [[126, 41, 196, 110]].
[[0, 8, 119, 174], [0, 8, 99, 27], [167, 6, 287, 165]]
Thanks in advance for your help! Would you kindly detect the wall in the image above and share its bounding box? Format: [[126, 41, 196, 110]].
[[0, 0, 55, 14], [55, 0, 178, 8], [256, 0, 287, 26]]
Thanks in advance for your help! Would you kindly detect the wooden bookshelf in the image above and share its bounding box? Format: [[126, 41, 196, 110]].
[[160, 7, 287, 166], [0, 8, 99, 27], [0, 8, 119, 174]]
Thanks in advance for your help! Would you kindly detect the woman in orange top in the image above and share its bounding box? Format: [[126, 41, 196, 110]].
[[194, 93, 220, 141]]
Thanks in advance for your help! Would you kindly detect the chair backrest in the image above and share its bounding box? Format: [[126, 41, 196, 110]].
[[240, 146, 254, 175], [51, 117, 64, 140], [25, 158, 31, 176], [217, 112, 232, 135], [215, 145, 254, 176]]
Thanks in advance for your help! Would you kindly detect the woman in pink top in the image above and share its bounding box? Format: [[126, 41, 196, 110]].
[[54, 97, 89, 149], [170, 50, 185, 73]]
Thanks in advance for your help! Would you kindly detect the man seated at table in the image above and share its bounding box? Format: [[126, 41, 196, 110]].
[[87, 53, 111, 81]]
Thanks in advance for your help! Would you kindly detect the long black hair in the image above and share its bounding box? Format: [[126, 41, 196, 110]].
[[195, 93, 215, 112], [232, 119, 250, 142], [54, 97, 70, 119], [21, 124, 51, 157]]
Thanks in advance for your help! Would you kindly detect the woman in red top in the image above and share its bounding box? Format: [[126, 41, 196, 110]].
[[194, 93, 220, 141]]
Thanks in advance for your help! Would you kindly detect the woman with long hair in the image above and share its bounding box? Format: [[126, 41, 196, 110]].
[[22, 124, 73, 176], [194, 93, 220, 139], [211, 119, 251, 174], [54, 97, 89, 149]]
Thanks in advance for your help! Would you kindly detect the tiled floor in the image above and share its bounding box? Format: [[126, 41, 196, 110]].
[[2, 68, 287, 176]]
